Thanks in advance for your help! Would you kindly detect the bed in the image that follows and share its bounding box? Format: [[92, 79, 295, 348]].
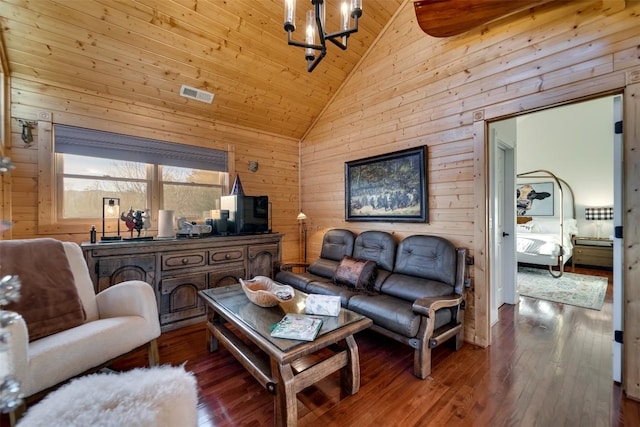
[[516, 170, 577, 277]]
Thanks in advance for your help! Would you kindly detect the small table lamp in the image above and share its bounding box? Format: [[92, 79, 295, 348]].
[[102, 197, 122, 241], [585, 206, 613, 239], [297, 211, 308, 262]]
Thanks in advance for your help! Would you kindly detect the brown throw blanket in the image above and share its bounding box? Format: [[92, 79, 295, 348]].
[[1, 238, 86, 341]]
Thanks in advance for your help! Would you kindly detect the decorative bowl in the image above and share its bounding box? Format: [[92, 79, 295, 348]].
[[240, 276, 295, 307]]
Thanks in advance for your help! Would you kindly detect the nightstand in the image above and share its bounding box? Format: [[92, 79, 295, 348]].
[[571, 236, 613, 269]]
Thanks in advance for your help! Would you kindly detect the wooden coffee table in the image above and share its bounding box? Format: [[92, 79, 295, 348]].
[[198, 285, 372, 426]]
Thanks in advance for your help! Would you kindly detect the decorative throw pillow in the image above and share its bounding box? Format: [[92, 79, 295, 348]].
[[517, 216, 533, 224], [2, 238, 86, 341], [333, 256, 377, 291]]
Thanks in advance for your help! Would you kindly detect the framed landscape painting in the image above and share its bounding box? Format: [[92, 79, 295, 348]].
[[345, 146, 427, 222]]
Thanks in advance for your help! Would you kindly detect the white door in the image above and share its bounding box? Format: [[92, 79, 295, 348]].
[[612, 94, 623, 383], [489, 127, 517, 328]]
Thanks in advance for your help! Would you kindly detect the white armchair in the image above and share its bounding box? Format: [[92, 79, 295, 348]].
[[4, 240, 161, 406]]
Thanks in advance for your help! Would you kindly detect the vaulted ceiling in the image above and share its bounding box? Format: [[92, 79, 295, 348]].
[[0, 0, 404, 140]]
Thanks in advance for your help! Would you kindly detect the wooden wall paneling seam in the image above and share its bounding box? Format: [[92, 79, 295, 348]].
[[623, 81, 640, 400], [36, 112, 53, 233]]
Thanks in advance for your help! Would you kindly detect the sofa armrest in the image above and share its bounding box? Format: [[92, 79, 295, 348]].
[[279, 262, 310, 273], [412, 294, 465, 317], [96, 280, 159, 328], [3, 313, 28, 388]]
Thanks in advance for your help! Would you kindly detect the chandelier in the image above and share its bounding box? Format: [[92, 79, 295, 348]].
[[284, 0, 363, 72]]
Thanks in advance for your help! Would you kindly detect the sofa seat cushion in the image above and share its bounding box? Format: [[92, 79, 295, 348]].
[[24, 315, 154, 397], [348, 294, 453, 338], [381, 273, 452, 302], [275, 271, 323, 292], [304, 281, 358, 306]]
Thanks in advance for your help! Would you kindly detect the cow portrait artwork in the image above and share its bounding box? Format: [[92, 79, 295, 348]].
[[516, 183, 553, 216]]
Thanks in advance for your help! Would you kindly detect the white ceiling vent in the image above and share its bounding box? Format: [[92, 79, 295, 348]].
[[180, 84, 214, 104]]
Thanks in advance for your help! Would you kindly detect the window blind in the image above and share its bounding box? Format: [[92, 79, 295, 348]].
[[54, 124, 228, 171]]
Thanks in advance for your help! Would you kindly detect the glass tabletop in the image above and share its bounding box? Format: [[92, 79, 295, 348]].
[[200, 284, 367, 352]]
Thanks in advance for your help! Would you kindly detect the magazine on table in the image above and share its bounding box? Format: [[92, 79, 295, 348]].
[[270, 313, 323, 341]]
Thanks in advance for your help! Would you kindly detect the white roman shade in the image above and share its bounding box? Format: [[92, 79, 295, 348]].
[[54, 124, 228, 171]]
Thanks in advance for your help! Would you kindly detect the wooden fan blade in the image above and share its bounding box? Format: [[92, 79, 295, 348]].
[[413, 0, 557, 37]]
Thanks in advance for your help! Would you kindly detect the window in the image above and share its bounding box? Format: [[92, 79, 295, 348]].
[[57, 154, 149, 219], [160, 166, 224, 218], [51, 125, 228, 226]]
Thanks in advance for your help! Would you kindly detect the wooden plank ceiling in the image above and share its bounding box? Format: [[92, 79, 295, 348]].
[[0, 0, 404, 139]]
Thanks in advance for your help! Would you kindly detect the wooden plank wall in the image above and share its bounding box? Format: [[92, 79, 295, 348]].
[[0, 33, 9, 238], [300, 0, 640, 348], [5, 76, 301, 261]]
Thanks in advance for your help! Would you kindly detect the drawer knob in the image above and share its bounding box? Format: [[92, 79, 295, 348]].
[[225, 254, 231, 259], [181, 258, 189, 264]]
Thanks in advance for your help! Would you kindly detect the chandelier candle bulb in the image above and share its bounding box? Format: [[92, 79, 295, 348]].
[[284, 0, 296, 31], [305, 10, 315, 59], [341, 2, 349, 30], [352, 0, 362, 15]]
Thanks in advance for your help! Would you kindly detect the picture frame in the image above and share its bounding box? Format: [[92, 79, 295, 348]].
[[345, 146, 427, 222], [516, 181, 554, 216]]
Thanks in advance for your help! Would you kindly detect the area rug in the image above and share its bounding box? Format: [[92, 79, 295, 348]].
[[517, 266, 607, 310], [17, 365, 198, 427]]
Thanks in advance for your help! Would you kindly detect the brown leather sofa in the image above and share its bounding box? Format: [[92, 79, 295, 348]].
[[276, 229, 468, 379]]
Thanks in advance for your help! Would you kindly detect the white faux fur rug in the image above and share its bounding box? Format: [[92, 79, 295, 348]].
[[18, 365, 198, 427]]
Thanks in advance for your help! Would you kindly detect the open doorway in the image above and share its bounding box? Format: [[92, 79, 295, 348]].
[[488, 94, 622, 379]]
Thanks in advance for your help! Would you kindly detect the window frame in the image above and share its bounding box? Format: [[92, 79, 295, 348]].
[[37, 120, 232, 235]]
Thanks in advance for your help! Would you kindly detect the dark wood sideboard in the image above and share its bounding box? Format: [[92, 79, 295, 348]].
[[82, 233, 282, 332]]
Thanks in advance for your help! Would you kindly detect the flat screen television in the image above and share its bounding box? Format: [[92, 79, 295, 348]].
[[220, 195, 269, 234]]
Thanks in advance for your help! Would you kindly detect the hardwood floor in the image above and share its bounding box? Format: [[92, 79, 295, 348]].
[[105, 267, 640, 426], [5, 267, 639, 426]]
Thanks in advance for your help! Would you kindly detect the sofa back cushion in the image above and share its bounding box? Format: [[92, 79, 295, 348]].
[[1, 238, 87, 341], [319, 229, 356, 261], [393, 235, 457, 288], [307, 258, 341, 279], [353, 231, 397, 272]]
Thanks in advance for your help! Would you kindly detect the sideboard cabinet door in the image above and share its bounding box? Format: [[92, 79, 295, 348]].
[[248, 243, 279, 278], [159, 273, 207, 326], [96, 255, 156, 293]]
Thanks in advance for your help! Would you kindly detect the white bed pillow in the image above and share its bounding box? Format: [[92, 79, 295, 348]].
[[529, 218, 578, 235], [517, 224, 533, 233]]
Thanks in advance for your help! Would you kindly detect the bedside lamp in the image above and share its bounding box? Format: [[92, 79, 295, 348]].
[[297, 211, 308, 262], [585, 206, 613, 239]]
